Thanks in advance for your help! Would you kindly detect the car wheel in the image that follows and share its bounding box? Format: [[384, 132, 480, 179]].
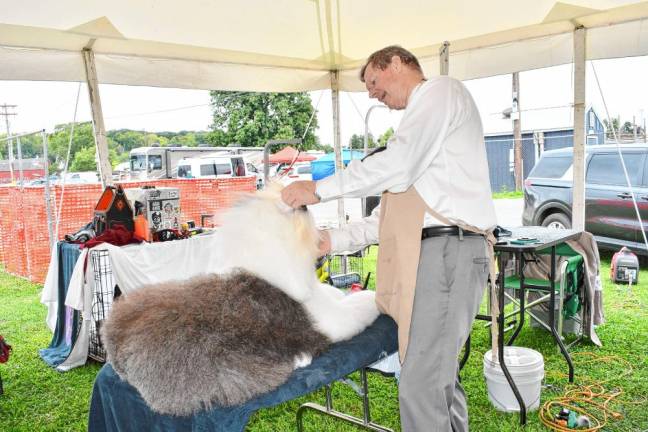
[[541, 212, 571, 229]]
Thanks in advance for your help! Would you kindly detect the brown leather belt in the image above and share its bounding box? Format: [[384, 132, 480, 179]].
[[421, 226, 483, 240]]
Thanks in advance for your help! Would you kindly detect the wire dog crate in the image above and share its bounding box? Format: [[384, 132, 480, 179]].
[[327, 248, 369, 289], [88, 249, 118, 362]]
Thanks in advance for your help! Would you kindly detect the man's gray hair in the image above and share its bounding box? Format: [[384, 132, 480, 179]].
[[360, 45, 423, 81]]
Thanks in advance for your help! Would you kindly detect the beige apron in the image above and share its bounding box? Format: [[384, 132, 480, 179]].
[[376, 186, 499, 363]]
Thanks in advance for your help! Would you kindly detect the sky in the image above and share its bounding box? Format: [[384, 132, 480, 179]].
[[2, 56, 648, 150]]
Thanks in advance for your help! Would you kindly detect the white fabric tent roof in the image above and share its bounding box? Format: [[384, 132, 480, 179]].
[[1, 0, 648, 91]]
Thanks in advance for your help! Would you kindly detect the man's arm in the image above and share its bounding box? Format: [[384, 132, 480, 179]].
[[324, 204, 381, 255]]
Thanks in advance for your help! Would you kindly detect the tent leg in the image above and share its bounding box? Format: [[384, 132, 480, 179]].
[[572, 27, 586, 231], [82, 47, 113, 188]]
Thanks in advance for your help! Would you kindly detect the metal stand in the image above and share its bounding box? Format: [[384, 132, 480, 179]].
[[497, 258, 528, 425], [296, 368, 393, 432], [504, 247, 575, 382]]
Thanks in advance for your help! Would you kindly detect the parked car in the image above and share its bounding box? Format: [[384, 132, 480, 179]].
[[523, 144, 648, 255], [278, 162, 312, 185], [64, 171, 100, 184], [246, 162, 264, 189]]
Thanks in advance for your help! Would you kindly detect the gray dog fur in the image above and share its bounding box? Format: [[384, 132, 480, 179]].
[[101, 269, 330, 416]]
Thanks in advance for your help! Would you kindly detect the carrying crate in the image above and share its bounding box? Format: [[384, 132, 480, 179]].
[[327, 248, 368, 289], [87, 250, 119, 362]]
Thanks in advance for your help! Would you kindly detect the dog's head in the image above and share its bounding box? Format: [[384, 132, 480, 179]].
[[215, 182, 320, 301]]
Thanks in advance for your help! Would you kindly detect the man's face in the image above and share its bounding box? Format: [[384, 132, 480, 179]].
[[363, 58, 408, 110]]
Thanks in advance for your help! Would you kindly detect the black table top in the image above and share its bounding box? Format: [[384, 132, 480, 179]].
[[494, 226, 581, 253]]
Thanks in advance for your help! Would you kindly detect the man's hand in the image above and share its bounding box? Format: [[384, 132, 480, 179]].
[[318, 230, 331, 257], [281, 180, 320, 208]]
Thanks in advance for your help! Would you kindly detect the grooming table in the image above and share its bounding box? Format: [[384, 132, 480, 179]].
[[89, 314, 398, 432]]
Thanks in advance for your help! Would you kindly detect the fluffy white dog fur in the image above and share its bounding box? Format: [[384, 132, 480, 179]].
[[216, 184, 380, 344], [101, 183, 379, 415]]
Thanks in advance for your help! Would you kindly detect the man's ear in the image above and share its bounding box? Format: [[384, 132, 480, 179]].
[[390, 55, 402, 72]]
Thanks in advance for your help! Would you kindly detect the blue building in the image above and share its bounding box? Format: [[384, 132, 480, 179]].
[[485, 107, 605, 192]]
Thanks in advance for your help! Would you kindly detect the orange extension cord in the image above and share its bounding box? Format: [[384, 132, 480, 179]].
[[538, 352, 643, 431]]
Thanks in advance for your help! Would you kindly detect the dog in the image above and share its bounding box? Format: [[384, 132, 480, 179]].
[[101, 183, 380, 416]]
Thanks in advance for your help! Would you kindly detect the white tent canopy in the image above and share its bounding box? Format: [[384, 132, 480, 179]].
[[2, 0, 648, 92], [2, 0, 648, 230]]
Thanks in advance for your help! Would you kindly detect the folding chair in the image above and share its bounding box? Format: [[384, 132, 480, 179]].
[[502, 243, 586, 349]]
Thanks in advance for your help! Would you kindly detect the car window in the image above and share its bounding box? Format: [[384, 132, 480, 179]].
[[586, 152, 644, 186], [529, 156, 572, 178], [297, 165, 311, 174], [199, 163, 215, 176], [148, 155, 162, 170], [215, 163, 232, 175], [177, 165, 192, 178], [130, 155, 146, 171]]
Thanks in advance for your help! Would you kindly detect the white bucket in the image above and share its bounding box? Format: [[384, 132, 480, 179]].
[[483, 347, 544, 412]]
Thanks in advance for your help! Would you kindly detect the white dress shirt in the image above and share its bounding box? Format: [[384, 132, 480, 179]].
[[315, 76, 497, 253]]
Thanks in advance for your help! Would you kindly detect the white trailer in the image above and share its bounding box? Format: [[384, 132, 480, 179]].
[[128, 146, 263, 180]]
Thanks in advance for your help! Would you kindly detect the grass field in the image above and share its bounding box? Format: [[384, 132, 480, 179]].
[[0, 250, 646, 431]]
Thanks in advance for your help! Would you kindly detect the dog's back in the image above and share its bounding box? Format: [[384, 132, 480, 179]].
[[102, 269, 330, 415]]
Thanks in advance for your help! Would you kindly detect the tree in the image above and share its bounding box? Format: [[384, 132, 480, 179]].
[[348, 133, 376, 150], [621, 121, 633, 134], [378, 127, 394, 146], [0, 133, 42, 159], [70, 146, 97, 171], [47, 122, 95, 169], [208, 91, 319, 149], [107, 129, 146, 152]]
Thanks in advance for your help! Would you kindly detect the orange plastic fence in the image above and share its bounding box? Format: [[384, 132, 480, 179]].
[[0, 177, 256, 283]]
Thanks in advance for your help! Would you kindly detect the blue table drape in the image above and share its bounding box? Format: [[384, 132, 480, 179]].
[[39, 242, 82, 367], [89, 314, 398, 432]]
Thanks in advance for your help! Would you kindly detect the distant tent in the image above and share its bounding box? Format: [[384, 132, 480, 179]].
[[311, 149, 365, 181], [268, 146, 317, 164]]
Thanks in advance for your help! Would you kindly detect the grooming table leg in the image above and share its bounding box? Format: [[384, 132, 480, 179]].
[[296, 368, 394, 432]]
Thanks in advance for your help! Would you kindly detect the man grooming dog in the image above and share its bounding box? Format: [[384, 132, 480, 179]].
[[282, 45, 497, 431], [102, 184, 379, 416]]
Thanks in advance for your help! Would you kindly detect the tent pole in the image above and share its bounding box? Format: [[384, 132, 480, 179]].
[[572, 27, 586, 231], [42, 130, 55, 251], [331, 70, 346, 227], [513, 72, 523, 191], [82, 47, 113, 188], [439, 41, 449, 76]]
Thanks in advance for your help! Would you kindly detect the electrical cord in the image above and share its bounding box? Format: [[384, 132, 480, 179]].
[[539, 352, 642, 431]]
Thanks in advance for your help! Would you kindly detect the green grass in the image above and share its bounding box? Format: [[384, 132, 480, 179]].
[[0, 252, 646, 431]]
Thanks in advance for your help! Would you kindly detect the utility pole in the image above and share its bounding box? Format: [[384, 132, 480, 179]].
[[512, 73, 523, 191], [0, 104, 17, 183]]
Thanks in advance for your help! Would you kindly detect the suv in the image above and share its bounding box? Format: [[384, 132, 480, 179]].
[[523, 144, 648, 255]]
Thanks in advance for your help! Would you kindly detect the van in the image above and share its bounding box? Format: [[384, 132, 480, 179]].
[[522, 144, 648, 255], [177, 156, 247, 179]]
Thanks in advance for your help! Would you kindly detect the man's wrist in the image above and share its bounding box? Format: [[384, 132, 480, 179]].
[[312, 182, 322, 202]]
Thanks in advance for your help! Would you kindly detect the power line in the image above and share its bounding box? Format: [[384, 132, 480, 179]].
[[489, 103, 574, 117]]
